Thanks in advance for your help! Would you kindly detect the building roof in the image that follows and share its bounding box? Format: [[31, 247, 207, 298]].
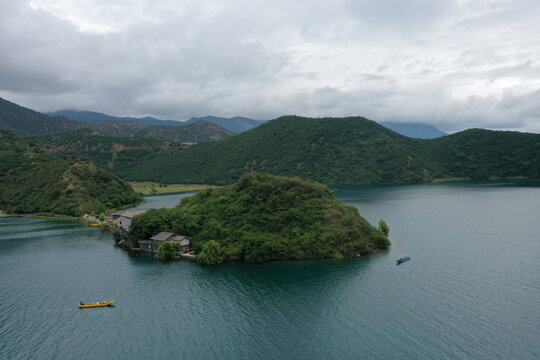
[[180, 239, 190, 246], [150, 232, 175, 241], [112, 209, 151, 219]]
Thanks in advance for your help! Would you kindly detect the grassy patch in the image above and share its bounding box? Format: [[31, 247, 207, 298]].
[[129, 182, 217, 195], [431, 177, 469, 183]]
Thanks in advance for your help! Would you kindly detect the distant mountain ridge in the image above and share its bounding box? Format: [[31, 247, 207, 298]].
[[48, 109, 183, 126], [48, 109, 446, 138], [0, 97, 232, 143], [379, 121, 447, 139]]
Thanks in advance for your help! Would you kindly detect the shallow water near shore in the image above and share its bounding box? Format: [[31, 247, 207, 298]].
[[1, 180, 539, 359]]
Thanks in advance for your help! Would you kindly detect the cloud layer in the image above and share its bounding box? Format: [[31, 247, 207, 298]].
[[1, 0, 539, 132]]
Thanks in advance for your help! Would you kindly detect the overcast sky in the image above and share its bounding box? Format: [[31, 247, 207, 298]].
[[1, 0, 539, 132]]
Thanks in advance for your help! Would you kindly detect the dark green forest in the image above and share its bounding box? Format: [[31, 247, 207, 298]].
[[118, 116, 540, 185], [129, 173, 390, 265], [0, 130, 142, 216], [0, 97, 79, 135]]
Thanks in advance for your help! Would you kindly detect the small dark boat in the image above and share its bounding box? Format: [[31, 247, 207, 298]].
[[396, 256, 411, 265]]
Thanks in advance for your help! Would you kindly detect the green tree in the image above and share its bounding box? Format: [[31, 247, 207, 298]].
[[198, 240, 225, 265], [155, 241, 181, 260], [95, 202, 106, 216], [99, 212, 106, 222], [378, 219, 390, 237]]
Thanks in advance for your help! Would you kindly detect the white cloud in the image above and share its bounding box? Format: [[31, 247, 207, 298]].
[[0, 0, 539, 132]]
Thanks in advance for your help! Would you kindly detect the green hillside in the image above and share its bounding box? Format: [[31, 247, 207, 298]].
[[141, 120, 233, 142], [129, 173, 390, 264], [0, 129, 142, 216], [425, 128, 540, 180], [0, 97, 79, 135], [116, 116, 444, 184], [81, 120, 233, 142], [27, 128, 186, 171], [118, 116, 540, 185]]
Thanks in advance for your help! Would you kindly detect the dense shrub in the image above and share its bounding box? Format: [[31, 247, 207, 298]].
[[155, 242, 181, 260]]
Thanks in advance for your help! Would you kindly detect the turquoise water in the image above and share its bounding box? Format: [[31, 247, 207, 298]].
[[1, 181, 539, 359]]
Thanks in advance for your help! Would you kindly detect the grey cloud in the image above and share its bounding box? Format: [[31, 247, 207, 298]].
[[0, 0, 539, 132]]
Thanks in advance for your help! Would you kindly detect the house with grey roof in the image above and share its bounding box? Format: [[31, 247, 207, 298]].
[[138, 232, 191, 254], [113, 209, 151, 234]]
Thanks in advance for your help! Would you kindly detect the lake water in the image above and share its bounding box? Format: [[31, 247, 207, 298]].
[[1, 181, 539, 359]]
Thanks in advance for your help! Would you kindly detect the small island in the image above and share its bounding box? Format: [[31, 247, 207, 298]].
[[128, 173, 390, 265]]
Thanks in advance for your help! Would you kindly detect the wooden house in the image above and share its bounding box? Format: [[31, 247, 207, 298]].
[[138, 232, 191, 254], [112, 209, 151, 235]]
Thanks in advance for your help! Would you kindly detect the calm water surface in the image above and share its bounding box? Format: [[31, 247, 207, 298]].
[[1, 181, 539, 359]]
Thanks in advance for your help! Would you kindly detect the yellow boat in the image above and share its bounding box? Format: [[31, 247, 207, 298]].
[[78, 301, 115, 308]]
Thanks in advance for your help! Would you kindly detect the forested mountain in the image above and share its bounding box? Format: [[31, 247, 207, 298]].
[[185, 116, 266, 133], [379, 121, 447, 139], [0, 129, 142, 216], [27, 129, 187, 172], [425, 128, 540, 180], [0, 97, 232, 143], [118, 116, 540, 185], [0, 97, 80, 135]]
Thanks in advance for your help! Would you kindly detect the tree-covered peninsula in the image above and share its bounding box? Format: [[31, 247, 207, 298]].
[[129, 173, 390, 265], [0, 129, 142, 216]]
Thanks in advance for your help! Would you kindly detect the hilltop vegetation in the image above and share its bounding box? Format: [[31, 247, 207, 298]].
[[117, 116, 443, 184], [119, 116, 540, 185], [425, 128, 540, 180], [0, 129, 142, 216], [129, 173, 390, 265]]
